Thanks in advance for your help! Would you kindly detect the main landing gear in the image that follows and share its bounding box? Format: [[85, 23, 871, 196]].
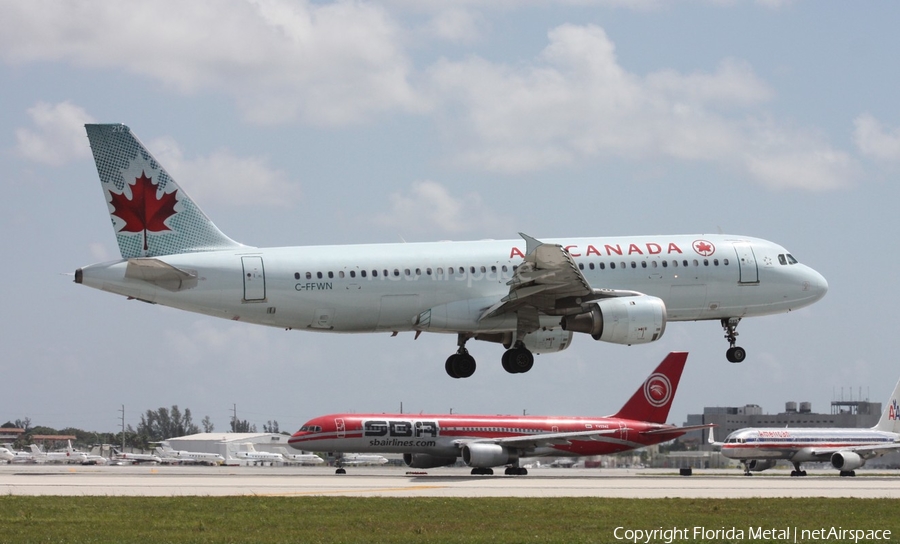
[[445, 348, 476, 379], [501, 343, 534, 374], [470, 466, 528, 476], [444, 336, 535, 378], [722, 318, 747, 363], [790, 462, 807, 477]]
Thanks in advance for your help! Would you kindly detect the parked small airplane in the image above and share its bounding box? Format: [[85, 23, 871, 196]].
[[289, 352, 710, 475], [112, 448, 162, 464], [0, 446, 33, 463], [230, 443, 284, 465], [75, 125, 827, 377], [274, 447, 324, 466], [714, 376, 900, 477], [29, 442, 87, 464], [154, 442, 224, 466]]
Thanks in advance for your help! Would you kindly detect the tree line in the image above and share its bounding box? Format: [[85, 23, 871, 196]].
[[2, 405, 285, 450]]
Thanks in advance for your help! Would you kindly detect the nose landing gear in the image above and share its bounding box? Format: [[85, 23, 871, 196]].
[[722, 318, 747, 363]]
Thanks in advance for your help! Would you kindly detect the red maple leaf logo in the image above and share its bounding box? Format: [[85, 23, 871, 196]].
[[692, 240, 715, 256], [109, 171, 178, 251]]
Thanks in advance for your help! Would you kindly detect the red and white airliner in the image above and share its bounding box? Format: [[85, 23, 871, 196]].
[[289, 351, 709, 475]]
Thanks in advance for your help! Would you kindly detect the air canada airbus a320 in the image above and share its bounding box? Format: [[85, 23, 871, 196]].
[[75, 124, 828, 378]]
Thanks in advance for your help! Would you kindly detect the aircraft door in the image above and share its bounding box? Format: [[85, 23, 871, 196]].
[[335, 418, 346, 439], [732, 242, 759, 284], [618, 421, 628, 442], [241, 256, 266, 301]]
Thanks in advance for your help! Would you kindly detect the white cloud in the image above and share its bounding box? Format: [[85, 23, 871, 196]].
[[853, 113, 900, 161], [14, 101, 96, 166], [423, 8, 486, 44], [376, 180, 505, 235], [148, 137, 300, 207], [0, 0, 423, 126], [428, 23, 853, 190]]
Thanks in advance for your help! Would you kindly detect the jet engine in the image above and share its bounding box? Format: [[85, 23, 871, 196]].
[[831, 451, 864, 471], [560, 296, 666, 345], [521, 329, 573, 353], [461, 444, 518, 468], [403, 453, 458, 469], [747, 459, 776, 472]]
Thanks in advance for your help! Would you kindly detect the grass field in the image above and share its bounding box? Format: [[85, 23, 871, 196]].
[[0, 497, 896, 543]]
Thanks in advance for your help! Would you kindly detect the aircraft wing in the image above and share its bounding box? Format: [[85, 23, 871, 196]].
[[479, 233, 642, 332], [808, 442, 900, 460], [455, 428, 627, 450]]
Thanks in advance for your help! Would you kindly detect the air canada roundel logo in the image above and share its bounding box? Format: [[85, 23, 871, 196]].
[[692, 239, 715, 257], [643, 373, 672, 408]]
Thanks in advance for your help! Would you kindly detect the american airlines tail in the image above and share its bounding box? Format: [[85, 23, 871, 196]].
[[611, 351, 687, 424], [873, 377, 900, 434], [84, 124, 242, 259]]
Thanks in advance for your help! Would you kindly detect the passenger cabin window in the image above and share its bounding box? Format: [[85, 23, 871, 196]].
[[317, 272, 323, 279], [306, 272, 312, 280]]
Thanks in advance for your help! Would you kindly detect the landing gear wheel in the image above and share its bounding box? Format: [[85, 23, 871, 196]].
[[726, 346, 747, 363], [445, 350, 476, 378], [453, 353, 476, 378], [504, 467, 528, 476], [840, 470, 856, 477], [502, 347, 534, 374], [722, 318, 746, 363], [471, 467, 493, 475], [335, 468, 346, 475], [446, 355, 459, 379]]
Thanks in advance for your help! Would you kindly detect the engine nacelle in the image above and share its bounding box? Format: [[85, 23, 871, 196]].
[[831, 451, 864, 471], [461, 443, 518, 468], [561, 296, 666, 345], [403, 453, 458, 469], [747, 459, 776, 472], [522, 329, 573, 354]]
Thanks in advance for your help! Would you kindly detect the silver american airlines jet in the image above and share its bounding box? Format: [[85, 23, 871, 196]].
[[75, 124, 828, 378], [716, 377, 900, 477]]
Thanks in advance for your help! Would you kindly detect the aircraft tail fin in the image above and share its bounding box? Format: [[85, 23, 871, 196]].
[[612, 352, 688, 424], [85, 124, 243, 259], [873, 376, 900, 434]]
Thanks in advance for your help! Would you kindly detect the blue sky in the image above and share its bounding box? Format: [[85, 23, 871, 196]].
[[2, 0, 899, 434]]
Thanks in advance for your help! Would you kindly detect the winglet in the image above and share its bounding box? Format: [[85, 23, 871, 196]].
[[612, 352, 688, 424], [518, 232, 543, 255]]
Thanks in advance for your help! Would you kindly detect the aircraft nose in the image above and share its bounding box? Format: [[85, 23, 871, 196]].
[[810, 268, 828, 301]]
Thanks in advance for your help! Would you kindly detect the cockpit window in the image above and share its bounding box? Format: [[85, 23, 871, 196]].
[[298, 425, 322, 433], [778, 254, 787, 265], [786, 254, 798, 264]]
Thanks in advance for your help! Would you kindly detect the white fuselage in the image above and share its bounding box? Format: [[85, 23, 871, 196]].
[[76, 234, 827, 335], [721, 428, 900, 463]]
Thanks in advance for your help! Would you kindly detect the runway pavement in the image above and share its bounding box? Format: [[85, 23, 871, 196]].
[[2, 465, 899, 498]]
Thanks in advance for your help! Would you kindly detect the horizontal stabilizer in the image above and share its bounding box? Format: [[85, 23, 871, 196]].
[[125, 258, 198, 291], [640, 423, 715, 436]]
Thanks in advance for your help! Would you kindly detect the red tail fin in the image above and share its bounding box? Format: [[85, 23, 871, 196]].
[[612, 352, 688, 424]]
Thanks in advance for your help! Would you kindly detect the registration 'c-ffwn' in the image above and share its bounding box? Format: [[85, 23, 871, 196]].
[[75, 124, 828, 378]]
